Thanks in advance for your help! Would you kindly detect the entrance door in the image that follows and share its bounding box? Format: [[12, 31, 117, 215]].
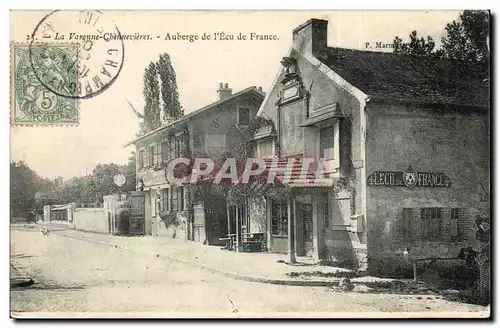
[[129, 191, 145, 235], [302, 203, 314, 257]]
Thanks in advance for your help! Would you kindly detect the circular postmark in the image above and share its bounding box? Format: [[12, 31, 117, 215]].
[[28, 10, 125, 100]]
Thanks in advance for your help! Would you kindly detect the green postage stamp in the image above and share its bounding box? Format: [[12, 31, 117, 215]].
[[11, 42, 80, 126]]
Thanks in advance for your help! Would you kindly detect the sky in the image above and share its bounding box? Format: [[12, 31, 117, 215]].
[[10, 10, 462, 180]]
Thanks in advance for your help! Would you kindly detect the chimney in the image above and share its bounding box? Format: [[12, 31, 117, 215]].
[[217, 82, 232, 101], [292, 18, 328, 60]]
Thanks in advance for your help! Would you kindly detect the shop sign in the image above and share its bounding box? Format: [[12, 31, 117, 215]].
[[367, 165, 451, 188], [140, 168, 166, 186]]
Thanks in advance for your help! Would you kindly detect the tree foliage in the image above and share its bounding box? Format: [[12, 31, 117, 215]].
[[10, 161, 39, 216], [393, 10, 489, 66], [140, 61, 161, 135], [10, 159, 138, 217], [138, 53, 183, 135], [158, 53, 183, 120]]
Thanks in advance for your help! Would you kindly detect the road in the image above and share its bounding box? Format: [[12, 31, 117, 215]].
[[10, 228, 489, 318]]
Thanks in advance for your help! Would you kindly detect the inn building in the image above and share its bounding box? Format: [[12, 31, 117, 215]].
[[125, 84, 264, 242], [240, 18, 489, 274]]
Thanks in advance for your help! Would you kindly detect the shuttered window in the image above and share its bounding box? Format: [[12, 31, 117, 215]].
[[138, 149, 145, 169], [162, 140, 169, 163], [161, 188, 169, 212], [171, 186, 178, 211], [401, 207, 468, 242], [421, 208, 442, 241], [149, 145, 156, 167]]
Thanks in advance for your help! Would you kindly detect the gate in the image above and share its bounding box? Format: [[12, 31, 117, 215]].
[[128, 191, 145, 235]]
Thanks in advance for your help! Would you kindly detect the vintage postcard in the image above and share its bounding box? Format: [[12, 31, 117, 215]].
[[9, 10, 491, 319]]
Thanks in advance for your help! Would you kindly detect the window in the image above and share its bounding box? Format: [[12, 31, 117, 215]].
[[161, 188, 169, 212], [172, 186, 178, 211], [238, 108, 250, 125], [156, 143, 162, 165], [319, 124, 338, 173], [177, 186, 185, 211], [320, 125, 335, 160], [169, 137, 176, 159], [402, 207, 468, 242], [204, 134, 227, 156], [271, 199, 288, 237], [149, 145, 156, 167], [402, 208, 414, 242], [421, 208, 442, 241], [138, 149, 145, 169], [161, 140, 170, 163], [451, 208, 468, 241], [256, 138, 274, 158], [175, 138, 182, 158]]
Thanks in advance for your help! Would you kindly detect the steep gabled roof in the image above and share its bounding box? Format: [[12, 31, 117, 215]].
[[321, 47, 490, 108]]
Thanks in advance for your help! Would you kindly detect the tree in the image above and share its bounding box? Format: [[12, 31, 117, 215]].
[[10, 161, 39, 216], [122, 151, 137, 192], [441, 10, 489, 63], [140, 61, 161, 135], [393, 31, 438, 57], [157, 53, 183, 120], [393, 10, 489, 66]]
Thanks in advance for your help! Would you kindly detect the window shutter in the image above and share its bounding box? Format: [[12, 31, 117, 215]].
[[178, 187, 182, 211], [177, 187, 183, 211], [457, 208, 470, 240], [339, 119, 352, 175], [172, 186, 178, 211], [162, 141, 168, 163], [170, 137, 175, 159], [145, 148, 150, 167], [441, 208, 452, 241], [157, 143, 162, 165], [412, 208, 421, 241], [401, 208, 411, 242]]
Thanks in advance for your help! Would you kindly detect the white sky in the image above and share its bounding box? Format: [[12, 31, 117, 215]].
[[10, 10, 462, 180]]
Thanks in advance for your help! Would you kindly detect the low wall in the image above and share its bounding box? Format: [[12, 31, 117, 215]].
[[73, 208, 108, 234]]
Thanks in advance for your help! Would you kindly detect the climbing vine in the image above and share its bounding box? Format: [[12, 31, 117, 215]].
[[159, 211, 180, 228]]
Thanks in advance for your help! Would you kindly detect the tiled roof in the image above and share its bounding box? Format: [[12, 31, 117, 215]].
[[322, 47, 490, 108]]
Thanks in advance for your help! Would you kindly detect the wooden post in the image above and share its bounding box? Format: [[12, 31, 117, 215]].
[[413, 261, 418, 282], [235, 205, 240, 252], [288, 196, 296, 263], [292, 197, 298, 259], [226, 204, 231, 235]]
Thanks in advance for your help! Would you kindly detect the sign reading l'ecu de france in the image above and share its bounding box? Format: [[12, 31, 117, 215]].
[[367, 165, 451, 188]]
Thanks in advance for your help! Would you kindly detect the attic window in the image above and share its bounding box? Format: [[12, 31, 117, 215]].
[[238, 108, 250, 125]]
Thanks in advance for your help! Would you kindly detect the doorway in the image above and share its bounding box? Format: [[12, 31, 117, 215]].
[[302, 203, 314, 257]]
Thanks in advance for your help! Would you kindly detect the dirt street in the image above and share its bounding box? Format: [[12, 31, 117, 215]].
[[10, 228, 489, 318]]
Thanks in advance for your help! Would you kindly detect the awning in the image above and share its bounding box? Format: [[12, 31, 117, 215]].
[[252, 126, 276, 140], [300, 102, 345, 127]]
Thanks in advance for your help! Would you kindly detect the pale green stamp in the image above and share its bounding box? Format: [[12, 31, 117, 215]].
[[11, 43, 79, 126]]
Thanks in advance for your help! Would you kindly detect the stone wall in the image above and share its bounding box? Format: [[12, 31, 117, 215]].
[[73, 207, 108, 234], [365, 103, 489, 275]]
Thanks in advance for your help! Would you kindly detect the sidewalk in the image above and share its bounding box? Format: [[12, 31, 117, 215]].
[[31, 224, 408, 287]]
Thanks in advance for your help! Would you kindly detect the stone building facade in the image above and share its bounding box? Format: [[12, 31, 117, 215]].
[[245, 18, 489, 274], [126, 84, 264, 243]]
